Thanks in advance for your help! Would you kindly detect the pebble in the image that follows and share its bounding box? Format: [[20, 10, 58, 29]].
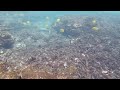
[[15, 43, 26, 48], [102, 70, 108, 74], [64, 62, 67, 68], [75, 58, 79, 61], [0, 50, 4, 54], [82, 53, 85, 57]]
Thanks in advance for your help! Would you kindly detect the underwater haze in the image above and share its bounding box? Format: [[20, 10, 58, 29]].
[[0, 11, 120, 79]]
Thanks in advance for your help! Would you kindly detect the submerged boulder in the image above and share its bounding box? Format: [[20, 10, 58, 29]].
[[0, 31, 14, 49]]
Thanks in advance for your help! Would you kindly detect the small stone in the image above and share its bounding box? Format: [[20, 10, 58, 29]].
[[82, 53, 85, 57], [19, 63, 23, 67], [64, 62, 67, 68], [102, 70, 108, 74], [111, 71, 114, 73], [0, 50, 4, 54], [15, 43, 26, 48], [70, 39, 75, 44], [75, 58, 79, 61], [70, 40, 74, 44]]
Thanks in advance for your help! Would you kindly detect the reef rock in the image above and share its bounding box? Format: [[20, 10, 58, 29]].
[[0, 31, 14, 49]]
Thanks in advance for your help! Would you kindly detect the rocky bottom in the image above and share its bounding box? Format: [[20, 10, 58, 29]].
[[0, 15, 120, 79]]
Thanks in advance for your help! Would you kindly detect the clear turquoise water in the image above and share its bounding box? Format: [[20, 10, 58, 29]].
[[2, 11, 120, 21], [27, 11, 120, 16], [2, 11, 120, 18], [20, 11, 120, 22], [19, 11, 119, 24], [1, 11, 120, 30]]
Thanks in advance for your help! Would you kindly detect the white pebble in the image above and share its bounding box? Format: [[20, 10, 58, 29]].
[[19, 63, 23, 67], [82, 53, 85, 57], [102, 71, 108, 74], [15, 43, 26, 48], [111, 71, 114, 73], [70, 39, 75, 44], [75, 58, 79, 61], [64, 62, 67, 67], [0, 50, 4, 54]]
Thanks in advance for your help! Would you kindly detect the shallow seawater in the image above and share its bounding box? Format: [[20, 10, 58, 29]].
[[0, 11, 120, 79]]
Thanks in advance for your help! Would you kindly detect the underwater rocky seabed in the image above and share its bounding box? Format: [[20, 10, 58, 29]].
[[0, 14, 120, 79]]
